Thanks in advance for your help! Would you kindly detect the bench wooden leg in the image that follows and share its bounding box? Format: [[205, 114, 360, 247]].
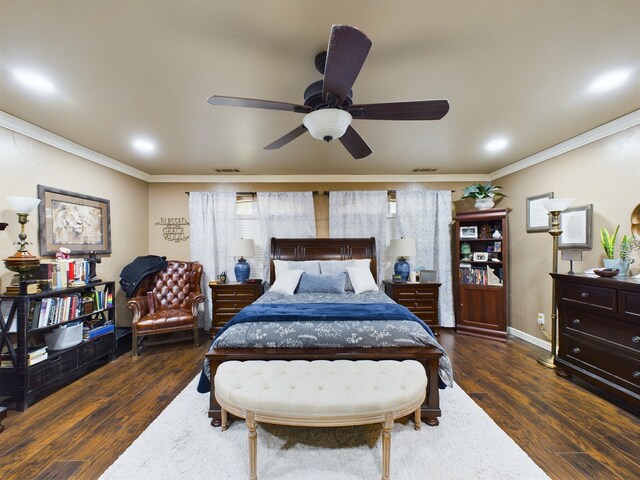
[[414, 407, 422, 431], [221, 408, 229, 431], [381, 412, 393, 480], [247, 410, 257, 480]]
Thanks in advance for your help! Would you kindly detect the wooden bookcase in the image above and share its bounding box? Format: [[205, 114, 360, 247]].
[[453, 209, 509, 341], [0, 281, 116, 410]]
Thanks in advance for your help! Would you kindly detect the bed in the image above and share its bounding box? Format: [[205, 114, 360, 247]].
[[204, 237, 452, 426]]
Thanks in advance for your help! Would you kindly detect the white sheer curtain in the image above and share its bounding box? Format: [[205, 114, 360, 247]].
[[396, 190, 454, 327], [189, 191, 237, 330], [257, 192, 316, 281], [329, 191, 388, 282]]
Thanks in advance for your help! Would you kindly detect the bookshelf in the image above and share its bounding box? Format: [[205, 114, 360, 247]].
[[453, 209, 509, 341], [0, 281, 116, 410]]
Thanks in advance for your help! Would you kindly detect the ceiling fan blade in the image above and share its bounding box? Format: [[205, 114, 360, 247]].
[[263, 125, 308, 150], [322, 25, 372, 106], [339, 125, 372, 159], [207, 95, 311, 114], [348, 100, 450, 120]]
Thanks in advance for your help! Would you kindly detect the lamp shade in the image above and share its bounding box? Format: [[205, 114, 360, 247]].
[[229, 238, 255, 258], [6, 195, 40, 213], [302, 109, 352, 141], [540, 197, 575, 213], [389, 238, 416, 258]]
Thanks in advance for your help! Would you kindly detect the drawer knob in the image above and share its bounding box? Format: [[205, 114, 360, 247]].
[[632, 336, 640, 344], [633, 371, 640, 379], [571, 347, 581, 355], [580, 292, 589, 299], [572, 318, 581, 326]]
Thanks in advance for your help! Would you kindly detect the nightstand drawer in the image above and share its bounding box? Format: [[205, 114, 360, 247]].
[[395, 288, 437, 299], [214, 299, 254, 314], [213, 289, 259, 299], [563, 308, 639, 354], [411, 311, 437, 325], [397, 298, 436, 311], [560, 282, 616, 312]]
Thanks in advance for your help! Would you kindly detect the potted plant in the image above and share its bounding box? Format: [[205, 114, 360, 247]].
[[600, 226, 639, 276], [461, 183, 506, 210]]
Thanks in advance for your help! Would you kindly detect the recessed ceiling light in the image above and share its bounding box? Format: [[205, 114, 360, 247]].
[[12, 70, 56, 94], [588, 69, 631, 94], [131, 138, 157, 154], [485, 138, 508, 152]]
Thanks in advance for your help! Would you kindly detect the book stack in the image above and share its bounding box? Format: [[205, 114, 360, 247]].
[[0, 346, 48, 367], [28, 346, 48, 366]]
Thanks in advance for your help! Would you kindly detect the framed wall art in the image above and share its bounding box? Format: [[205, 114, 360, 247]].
[[38, 185, 111, 256], [559, 204, 593, 250], [526, 192, 554, 233]]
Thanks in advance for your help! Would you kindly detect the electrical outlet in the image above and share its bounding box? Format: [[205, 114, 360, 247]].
[[537, 313, 545, 324]]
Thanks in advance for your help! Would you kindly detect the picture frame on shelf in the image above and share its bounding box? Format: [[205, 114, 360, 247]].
[[473, 252, 489, 262], [559, 204, 593, 250], [526, 192, 554, 233], [460, 226, 478, 239], [38, 185, 111, 256]]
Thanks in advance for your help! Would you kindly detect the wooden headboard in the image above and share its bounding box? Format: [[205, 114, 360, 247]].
[[269, 237, 377, 285]]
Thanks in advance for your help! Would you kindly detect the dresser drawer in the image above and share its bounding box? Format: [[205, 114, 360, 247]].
[[562, 308, 640, 354], [621, 289, 640, 324], [560, 282, 616, 312], [411, 311, 437, 325], [561, 336, 640, 394]]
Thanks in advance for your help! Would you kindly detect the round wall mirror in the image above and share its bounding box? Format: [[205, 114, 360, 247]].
[[632, 204, 640, 238]]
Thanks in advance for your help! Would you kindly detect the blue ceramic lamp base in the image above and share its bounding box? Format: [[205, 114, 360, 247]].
[[394, 257, 410, 282], [234, 257, 250, 283]]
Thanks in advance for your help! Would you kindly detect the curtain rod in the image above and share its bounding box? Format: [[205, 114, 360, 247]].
[[186, 190, 454, 196]]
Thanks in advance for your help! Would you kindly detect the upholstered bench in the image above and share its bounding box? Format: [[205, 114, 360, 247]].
[[215, 359, 427, 480]]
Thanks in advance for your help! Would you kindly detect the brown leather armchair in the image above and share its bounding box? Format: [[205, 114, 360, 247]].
[[126, 260, 205, 356]]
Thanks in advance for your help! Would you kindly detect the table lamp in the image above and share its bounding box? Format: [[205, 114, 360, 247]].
[[389, 238, 416, 282], [229, 238, 255, 283]]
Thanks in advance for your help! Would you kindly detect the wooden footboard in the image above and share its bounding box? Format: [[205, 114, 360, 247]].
[[206, 346, 443, 427]]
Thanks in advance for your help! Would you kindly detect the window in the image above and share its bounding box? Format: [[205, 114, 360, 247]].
[[235, 194, 264, 279]]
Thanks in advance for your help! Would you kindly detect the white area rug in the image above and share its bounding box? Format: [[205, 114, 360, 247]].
[[100, 376, 550, 480]]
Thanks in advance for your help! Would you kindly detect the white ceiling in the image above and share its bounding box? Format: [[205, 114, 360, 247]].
[[1, 1, 639, 177]]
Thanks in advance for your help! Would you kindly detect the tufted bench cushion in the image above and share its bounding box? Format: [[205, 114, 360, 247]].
[[215, 359, 427, 480]]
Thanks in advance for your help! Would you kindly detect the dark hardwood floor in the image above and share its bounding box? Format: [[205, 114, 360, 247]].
[[0, 330, 638, 479]]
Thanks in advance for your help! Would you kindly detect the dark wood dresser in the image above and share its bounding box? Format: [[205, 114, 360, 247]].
[[209, 282, 263, 336], [552, 273, 639, 408], [383, 281, 440, 334]]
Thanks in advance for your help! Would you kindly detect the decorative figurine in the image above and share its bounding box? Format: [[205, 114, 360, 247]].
[[55, 247, 71, 260], [479, 224, 492, 239], [460, 242, 472, 261], [85, 251, 102, 282]]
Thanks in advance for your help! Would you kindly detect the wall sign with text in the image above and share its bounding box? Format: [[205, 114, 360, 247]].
[[155, 217, 190, 243]]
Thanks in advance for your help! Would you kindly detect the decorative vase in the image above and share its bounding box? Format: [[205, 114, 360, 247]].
[[603, 258, 628, 276], [234, 258, 250, 283], [474, 198, 495, 210]]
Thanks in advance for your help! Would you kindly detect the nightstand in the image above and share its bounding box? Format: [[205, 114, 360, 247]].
[[382, 280, 440, 335], [209, 282, 263, 336]]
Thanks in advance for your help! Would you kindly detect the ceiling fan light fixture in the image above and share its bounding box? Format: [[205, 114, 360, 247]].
[[303, 109, 352, 142]]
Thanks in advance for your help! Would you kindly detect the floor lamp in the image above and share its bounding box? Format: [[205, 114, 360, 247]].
[[537, 197, 574, 369]]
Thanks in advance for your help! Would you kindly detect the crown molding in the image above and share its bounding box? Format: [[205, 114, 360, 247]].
[[3, 108, 639, 184], [0, 111, 152, 182], [489, 109, 640, 181], [149, 174, 488, 183]]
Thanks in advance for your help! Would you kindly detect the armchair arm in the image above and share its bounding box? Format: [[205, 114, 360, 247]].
[[188, 291, 205, 317], [126, 296, 149, 324]]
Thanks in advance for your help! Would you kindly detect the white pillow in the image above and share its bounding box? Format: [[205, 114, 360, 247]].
[[273, 260, 321, 278], [270, 269, 304, 295], [346, 267, 379, 294]]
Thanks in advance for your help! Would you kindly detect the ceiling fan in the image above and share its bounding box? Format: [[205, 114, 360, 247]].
[[207, 24, 450, 159]]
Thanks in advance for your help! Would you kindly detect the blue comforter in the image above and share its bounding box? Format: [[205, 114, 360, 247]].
[[214, 302, 435, 340]]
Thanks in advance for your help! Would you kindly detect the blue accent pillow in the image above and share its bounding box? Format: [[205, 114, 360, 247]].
[[296, 273, 347, 294]]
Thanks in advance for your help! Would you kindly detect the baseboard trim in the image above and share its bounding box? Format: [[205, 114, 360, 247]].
[[508, 327, 551, 351]]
